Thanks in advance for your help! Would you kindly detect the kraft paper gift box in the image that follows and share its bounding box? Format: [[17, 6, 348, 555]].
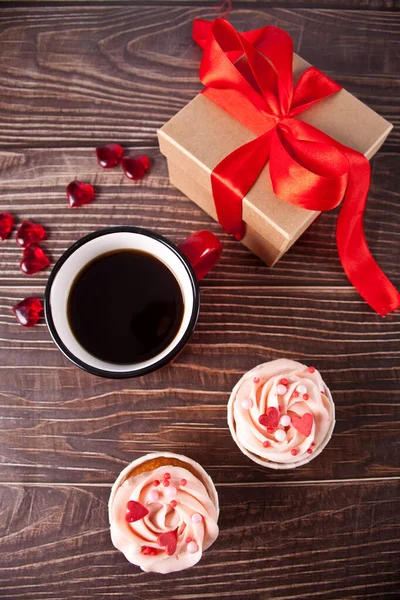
[[158, 53, 392, 266]]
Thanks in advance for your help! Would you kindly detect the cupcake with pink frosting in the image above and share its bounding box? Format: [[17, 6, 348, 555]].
[[228, 359, 335, 469], [109, 452, 219, 573]]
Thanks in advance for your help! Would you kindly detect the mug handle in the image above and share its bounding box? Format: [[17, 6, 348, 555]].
[[178, 230, 222, 281]]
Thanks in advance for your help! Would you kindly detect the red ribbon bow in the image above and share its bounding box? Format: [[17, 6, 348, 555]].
[[193, 18, 399, 316]]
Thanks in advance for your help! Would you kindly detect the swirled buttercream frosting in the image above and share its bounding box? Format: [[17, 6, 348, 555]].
[[109, 452, 219, 573], [228, 359, 335, 469]]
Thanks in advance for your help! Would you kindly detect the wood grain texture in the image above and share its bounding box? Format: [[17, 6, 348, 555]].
[[0, 7, 400, 149], [0, 147, 399, 288], [0, 3, 399, 599], [4, 0, 400, 9], [0, 481, 399, 600]]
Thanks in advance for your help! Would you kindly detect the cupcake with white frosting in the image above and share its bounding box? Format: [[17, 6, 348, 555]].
[[109, 452, 219, 573], [228, 359, 335, 469]]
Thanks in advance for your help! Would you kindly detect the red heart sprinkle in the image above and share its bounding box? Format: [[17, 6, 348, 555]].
[[20, 245, 50, 275], [125, 500, 149, 523], [121, 156, 150, 181], [12, 297, 43, 327], [0, 212, 14, 240], [157, 529, 177, 556], [95, 143, 123, 168], [291, 413, 313, 437], [258, 407, 279, 429], [16, 220, 45, 248], [66, 181, 95, 208]]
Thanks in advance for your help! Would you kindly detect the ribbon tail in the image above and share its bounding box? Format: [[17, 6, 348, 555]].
[[193, 19, 212, 49], [211, 131, 272, 240], [337, 150, 400, 316]]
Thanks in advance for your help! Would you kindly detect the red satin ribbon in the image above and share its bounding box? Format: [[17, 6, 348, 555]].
[[193, 18, 399, 316]]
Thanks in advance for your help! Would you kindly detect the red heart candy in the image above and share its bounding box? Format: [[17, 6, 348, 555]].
[[291, 413, 313, 437], [125, 500, 149, 523], [0, 212, 14, 240], [16, 220, 45, 248], [66, 181, 95, 208], [20, 244, 50, 275], [12, 297, 43, 327], [121, 156, 150, 181], [95, 143, 123, 168], [157, 530, 177, 556], [258, 407, 279, 429]]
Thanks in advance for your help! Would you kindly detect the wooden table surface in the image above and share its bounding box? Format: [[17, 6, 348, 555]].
[[0, 2, 399, 599]]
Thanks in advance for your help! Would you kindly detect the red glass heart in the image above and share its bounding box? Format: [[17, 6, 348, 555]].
[[121, 155, 150, 181], [95, 143, 123, 168], [157, 529, 177, 556], [66, 181, 95, 208], [12, 297, 43, 327], [125, 500, 149, 523], [291, 413, 313, 437], [0, 212, 14, 240], [20, 244, 50, 275], [16, 220, 45, 247]]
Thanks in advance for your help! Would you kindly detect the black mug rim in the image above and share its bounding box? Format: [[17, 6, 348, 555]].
[[44, 226, 200, 379]]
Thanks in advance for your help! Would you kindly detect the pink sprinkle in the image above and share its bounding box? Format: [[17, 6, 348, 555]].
[[153, 479, 160, 487], [280, 378, 289, 386], [291, 449, 298, 456], [307, 448, 313, 454], [303, 393, 309, 400], [267, 427, 275, 434], [191, 513, 202, 524], [293, 391, 299, 398], [253, 377, 260, 383], [170, 500, 177, 508], [241, 398, 253, 409], [180, 479, 187, 486], [308, 366, 316, 373], [165, 485, 177, 498], [312, 442, 316, 447], [187, 541, 198, 554], [186, 537, 192, 543], [164, 473, 171, 479], [148, 490, 159, 502], [163, 479, 170, 487], [263, 441, 270, 448]]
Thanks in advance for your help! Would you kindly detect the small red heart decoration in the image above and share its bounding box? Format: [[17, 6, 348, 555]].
[[121, 156, 150, 181], [157, 529, 177, 556], [66, 181, 95, 208], [16, 220, 45, 248], [95, 143, 123, 168], [291, 413, 313, 437], [12, 297, 43, 327], [125, 500, 149, 523], [258, 407, 279, 429], [20, 244, 50, 275], [0, 212, 14, 240]]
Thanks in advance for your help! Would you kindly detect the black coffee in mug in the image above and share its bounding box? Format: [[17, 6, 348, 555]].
[[67, 249, 184, 364]]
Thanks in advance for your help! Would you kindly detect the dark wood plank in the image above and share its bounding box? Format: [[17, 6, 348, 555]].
[[0, 481, 399, 599], [1, 147, 399, 288], [0, 7, 399, 149], [0, 3, 399, 598], [4, 0, 400, 10], [0, 282, 398, 483]]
